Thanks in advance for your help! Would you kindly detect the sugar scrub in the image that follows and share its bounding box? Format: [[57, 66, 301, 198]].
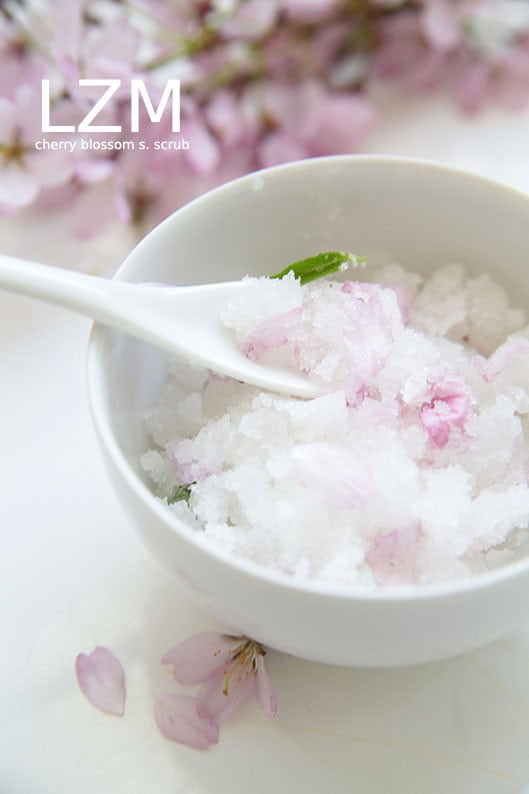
[[142, 262, 529, 588]]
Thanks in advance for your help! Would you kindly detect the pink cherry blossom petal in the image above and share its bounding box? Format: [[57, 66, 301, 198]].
[[196, 660, 257, 723], [84, 18, 140, 67], [205, 91, 243, 148], [182, 118, 222, 177], [426, 371, 467, 401], [75, 646, 126, 716], [420, 396, 468, 446], [344, 369, 369, 408], [374, 10, 449, 91], [366, 526, 419, 586], [242, 307, 302, 361], [258, 131, 307, 168], [341, 282, 403, 400], [0, 40, 45, 101], [375, 12, 424, 77], [420, 370, 472, 447], [475, 338, 529, 381], [51, 0, 84, 61], [27, 149, 77, 189], [0, 165, 39, 209], [281, 0, 338, 23], [153, 693, 219, 750], [421, 0, 461, 52], [292, 443, 373, 509], [161, 632, 235, 684], [75, 159, 115, 184], [300, 92, 376, 155], [256, 655, 278, 718]]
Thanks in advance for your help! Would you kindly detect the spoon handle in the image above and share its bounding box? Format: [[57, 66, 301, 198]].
[[0, 252, 323, 398], [0, 253, 133, 325]]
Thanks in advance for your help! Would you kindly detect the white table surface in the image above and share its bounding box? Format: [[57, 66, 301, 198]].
[[2, 94, 529, 794]]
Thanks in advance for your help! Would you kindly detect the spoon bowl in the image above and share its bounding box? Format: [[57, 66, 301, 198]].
[[0, 256, 323, 398], [87, 155, 529, 667]]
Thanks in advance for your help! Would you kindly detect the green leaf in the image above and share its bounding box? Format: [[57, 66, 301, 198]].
[[270, 251, 365, 286], [167, 483, 193, 504]]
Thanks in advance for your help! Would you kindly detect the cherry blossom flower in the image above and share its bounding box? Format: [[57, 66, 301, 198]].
[[253, 80, 376, 167], [373, 9, 452, 92], [70, 103, 211, 237], [160, 632, 277, 745], [2, 0, 529, 237], [0, 85, 78, 212], [453, 38, 529, 113], [433, 1, 529, 112], [205, 89, 249, 149], [54, 4, 141, 109], [0, 13, 46, 100], [75, 633, 276, 750]]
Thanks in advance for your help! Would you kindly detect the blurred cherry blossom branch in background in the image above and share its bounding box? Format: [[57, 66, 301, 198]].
[[1, 0, 529, 239]]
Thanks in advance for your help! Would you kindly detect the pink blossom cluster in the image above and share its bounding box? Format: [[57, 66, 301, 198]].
[[2, 0, 529, 237], [76, 633, 277, 750]]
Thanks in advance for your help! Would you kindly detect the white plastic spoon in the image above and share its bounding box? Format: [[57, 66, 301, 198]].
[[0, 253, 324, 398]]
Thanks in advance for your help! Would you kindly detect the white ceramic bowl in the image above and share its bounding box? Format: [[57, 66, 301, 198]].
[[87, 155, 529, 667]]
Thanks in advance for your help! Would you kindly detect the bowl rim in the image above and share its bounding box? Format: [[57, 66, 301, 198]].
[[87, 153, 529, 603]]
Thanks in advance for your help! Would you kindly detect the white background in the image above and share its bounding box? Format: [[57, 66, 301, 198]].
[[2, 93, 529, 793]]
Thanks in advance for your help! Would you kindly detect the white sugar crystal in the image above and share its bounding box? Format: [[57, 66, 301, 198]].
[[145, 362, 208, 445], [169, 500, 203, 532], [140, 450, 176, 497], [413, 467, 474, 556], [377, 262, 423, 296], [461, 395, 525, 489], [409, 263, 468, 338], [466, 274, 525, 354], [221, 271, 302, 342], [142, 260, 529, 589], [464, 484, 529, 550]]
